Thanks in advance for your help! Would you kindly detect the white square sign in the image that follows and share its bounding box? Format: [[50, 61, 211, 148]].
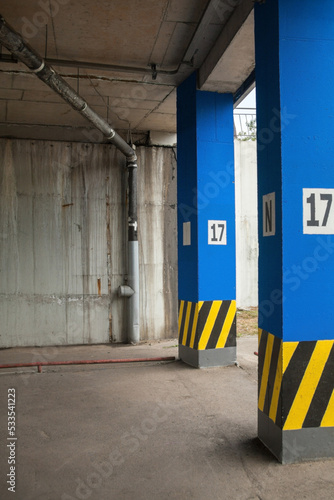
[[303, 188, 334, 234], [208, 220, 227, 245]]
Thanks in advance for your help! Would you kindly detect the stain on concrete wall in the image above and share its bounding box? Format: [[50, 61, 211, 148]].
[[0, 139, 177, 347]]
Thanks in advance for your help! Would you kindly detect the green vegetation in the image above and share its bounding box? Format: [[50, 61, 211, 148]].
[[236, 307, 258, 337], [237, 119, 257, 141]]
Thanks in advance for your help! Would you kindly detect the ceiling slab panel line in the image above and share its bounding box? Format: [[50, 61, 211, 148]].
[[133, 87, 175, 130], [147, 0, 173, 67], [0, 1, 255, 135], [0, 0, 234, 80]]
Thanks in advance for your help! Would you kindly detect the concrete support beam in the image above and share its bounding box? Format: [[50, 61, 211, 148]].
[[199, 0, 255, 93]]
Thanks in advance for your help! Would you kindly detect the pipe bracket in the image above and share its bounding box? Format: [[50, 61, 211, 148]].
[[31, 60, 45, 73], [107, 130, 116, 139], [126, 161, 137, 169]]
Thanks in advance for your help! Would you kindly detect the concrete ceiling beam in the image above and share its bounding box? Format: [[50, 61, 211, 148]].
[[198, 0, 255, 94]]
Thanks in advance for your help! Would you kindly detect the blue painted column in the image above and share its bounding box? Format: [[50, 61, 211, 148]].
[[255, 0, 334, 462], [177, 73, 236, 368]]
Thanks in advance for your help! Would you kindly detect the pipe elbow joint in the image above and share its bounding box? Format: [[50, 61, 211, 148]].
[[126, 156, 137, 167]]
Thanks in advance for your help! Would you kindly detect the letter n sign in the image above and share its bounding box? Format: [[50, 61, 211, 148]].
[[263, 192, 276, 237]]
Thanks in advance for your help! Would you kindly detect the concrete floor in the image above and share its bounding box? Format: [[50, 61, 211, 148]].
[[0, 337, 333, 500]]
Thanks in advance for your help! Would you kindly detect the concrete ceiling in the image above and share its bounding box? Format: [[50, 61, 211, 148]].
[[0, 0, 255, 142]]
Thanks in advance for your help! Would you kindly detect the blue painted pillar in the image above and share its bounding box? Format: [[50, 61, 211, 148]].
[[177, 73, 236, 368], [255, 0, 334, 462]]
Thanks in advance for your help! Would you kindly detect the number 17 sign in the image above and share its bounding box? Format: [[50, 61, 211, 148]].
[[303, 188, 334, 234], [208, 220, 227, 245]]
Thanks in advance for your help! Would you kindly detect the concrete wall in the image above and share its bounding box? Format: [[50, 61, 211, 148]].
[[0, 136, 257, 347], [0, 139, 177, 347], [234, 139, 258, 309]]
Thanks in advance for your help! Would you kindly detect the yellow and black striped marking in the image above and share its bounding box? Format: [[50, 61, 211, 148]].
[[258, 329, 334, 430], [178, 300, 236, 350]]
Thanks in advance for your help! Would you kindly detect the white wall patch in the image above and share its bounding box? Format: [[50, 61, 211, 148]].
[[183, 222, 191, 246]]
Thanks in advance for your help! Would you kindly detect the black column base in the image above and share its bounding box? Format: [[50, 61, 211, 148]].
[[258, 410, 334, 464], [179, 344, 236, 368]]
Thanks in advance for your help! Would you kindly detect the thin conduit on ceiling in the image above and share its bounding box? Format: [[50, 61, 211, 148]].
[[0, 0, 229, 79]]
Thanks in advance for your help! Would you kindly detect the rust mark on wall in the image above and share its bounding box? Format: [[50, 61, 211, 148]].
[[97, 278, 101, 296]]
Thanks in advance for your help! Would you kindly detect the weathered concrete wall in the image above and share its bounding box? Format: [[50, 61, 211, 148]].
[[234, 139, 258, 309], [0, 139, 177, 347], [137, 146, 178, 340]]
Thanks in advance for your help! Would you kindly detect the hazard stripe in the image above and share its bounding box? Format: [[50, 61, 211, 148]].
[[282, 341, 317, 429], [258, 328, 263, 345], [206, 301, 228, 349], [185, 302, 196, 347], [258, 328, 267, 393], [321, 389, 334, 427], [217, 301, 237, 349], [264, 334, 281, 416], [178, 300, 236, 350], [303, 343, 334, 428], [258, 330, 334, 431], [193, 301, 210, 349], [224, 309, 237, 348], [178, 301, 185, 341], [269, 342, 282, 423], [189, 303, 200, 349], [283, 342, 298, 373], [284, 341, 333, 430], [258, 332, 274, 412], [198, 301, 221, 350], [182, 301, 192, 346]]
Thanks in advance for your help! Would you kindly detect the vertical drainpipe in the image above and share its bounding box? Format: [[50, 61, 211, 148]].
[[127, 156, 140, 344], [118, 155, 140, 344], [118, 155, 140, 343]]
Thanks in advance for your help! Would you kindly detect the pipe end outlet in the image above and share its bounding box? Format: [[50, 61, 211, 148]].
[[118, 285, 135, 298]]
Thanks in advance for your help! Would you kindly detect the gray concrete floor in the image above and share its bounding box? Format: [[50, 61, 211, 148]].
[[0, 337, 333, 500]]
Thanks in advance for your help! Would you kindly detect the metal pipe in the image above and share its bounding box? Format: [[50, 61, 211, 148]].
[[0, 0, 229, 80], [0, 15, 136, 162], [0, 357, 176, 373], [127, 158, 140, 344], [0, 53, 180, 76], [118, 157, 140, 344], [0, 14, 140, 344]]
